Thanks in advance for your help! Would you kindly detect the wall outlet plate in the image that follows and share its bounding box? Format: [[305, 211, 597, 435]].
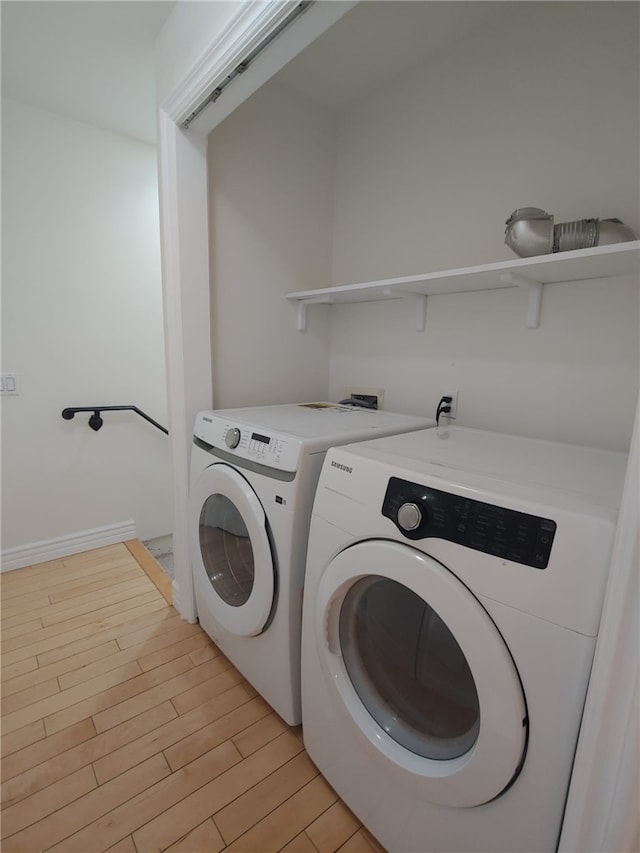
[[443, 390, 459, 418], [345, 387, 385, 409], [0, 373, 18, 395]]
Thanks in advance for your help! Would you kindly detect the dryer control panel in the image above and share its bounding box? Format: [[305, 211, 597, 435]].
[[382, 477, 556, 569]]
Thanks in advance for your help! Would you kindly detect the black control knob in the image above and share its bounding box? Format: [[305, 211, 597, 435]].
[[225, 427, 241, 449], [397, 502, 423, 532]]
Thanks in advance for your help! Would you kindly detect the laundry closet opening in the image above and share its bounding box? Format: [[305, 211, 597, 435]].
[[205, 0, 639, 454]]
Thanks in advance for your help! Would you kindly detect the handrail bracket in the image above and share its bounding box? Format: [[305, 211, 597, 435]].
[[62, 405, 168, 435]]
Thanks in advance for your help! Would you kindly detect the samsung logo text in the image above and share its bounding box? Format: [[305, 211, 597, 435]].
[[331, 461, 353, 474]]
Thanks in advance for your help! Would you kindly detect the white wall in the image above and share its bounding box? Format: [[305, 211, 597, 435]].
[[1, 99, 172, 556], [327, 1, 639, 451], [207, 81, 333, 407]]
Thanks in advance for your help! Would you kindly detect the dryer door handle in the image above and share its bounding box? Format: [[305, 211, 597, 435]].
[[324, 597, 342, 656]]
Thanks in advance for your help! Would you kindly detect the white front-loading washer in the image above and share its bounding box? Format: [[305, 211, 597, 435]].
[[301, 426, 627, 852], [189, 402, 435, 726]]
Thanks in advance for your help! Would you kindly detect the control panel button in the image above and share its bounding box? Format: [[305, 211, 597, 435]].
[[397, 502, 422, 532], [225, 427, 241, 449]]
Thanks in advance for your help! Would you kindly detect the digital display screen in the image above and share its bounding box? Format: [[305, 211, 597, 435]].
[[251, 432, 271, 444]]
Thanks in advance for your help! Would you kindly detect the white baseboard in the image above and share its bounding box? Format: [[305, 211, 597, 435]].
[[0, 521, 137, 572]]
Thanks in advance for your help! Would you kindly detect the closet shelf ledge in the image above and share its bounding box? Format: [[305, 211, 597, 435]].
[[286, 240, 639, 331]]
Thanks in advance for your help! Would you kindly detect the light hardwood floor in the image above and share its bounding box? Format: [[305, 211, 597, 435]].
[[1, 542, 386, 853]]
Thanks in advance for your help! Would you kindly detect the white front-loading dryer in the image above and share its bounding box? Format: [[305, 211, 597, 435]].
[[301, 427, 627, 851], [189, 403, 434, 725]]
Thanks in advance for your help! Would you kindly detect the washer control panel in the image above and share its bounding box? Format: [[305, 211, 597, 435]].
[[222, 426, 291, 464], [194, 413, 302, 472], [382, 476, 556, 569]]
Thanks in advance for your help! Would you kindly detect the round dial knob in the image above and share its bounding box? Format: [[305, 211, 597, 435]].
[[397, 502, 423, 532], [225, 427, 241, 449]]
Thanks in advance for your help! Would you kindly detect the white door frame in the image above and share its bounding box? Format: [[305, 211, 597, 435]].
[[157, 0, 355, 623], [156, 2, 638, 846], [558, 403, 639, 853]]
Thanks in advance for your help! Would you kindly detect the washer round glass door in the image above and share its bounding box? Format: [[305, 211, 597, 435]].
[[315, 539, 527, 807], [190, 463, 275, 636]]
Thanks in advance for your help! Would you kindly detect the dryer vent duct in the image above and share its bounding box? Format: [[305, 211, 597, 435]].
[[504, 207, 636, 258]]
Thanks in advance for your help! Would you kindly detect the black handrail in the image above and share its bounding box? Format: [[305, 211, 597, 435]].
[[62, 406, 168, 435]]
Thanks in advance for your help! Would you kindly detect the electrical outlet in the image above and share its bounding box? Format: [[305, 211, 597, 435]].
[[345, 387, 385, 410], [443, 391, 459, 418], [0, 373, 18, 395]]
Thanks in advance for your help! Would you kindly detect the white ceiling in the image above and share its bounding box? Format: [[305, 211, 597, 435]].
[[274, 1, 507, 110], [1, 1, 175, 145], [1, 1, 507, 144]]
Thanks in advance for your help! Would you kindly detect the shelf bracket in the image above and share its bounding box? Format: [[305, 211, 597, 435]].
[[295, 297, 332, 332], [413, 293, 428, 331], [395, 291, 428, 331], [296, 302, 307, 332], [500, 272, 544, 329]]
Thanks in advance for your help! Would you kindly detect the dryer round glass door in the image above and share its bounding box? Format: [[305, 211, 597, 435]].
[[315, 539, 527, 807], [190, 464, 275, 637], [339, 576, 480, 761]]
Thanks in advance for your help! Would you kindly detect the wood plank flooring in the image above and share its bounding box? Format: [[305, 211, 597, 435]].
[[1, 542, 386, 853]]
